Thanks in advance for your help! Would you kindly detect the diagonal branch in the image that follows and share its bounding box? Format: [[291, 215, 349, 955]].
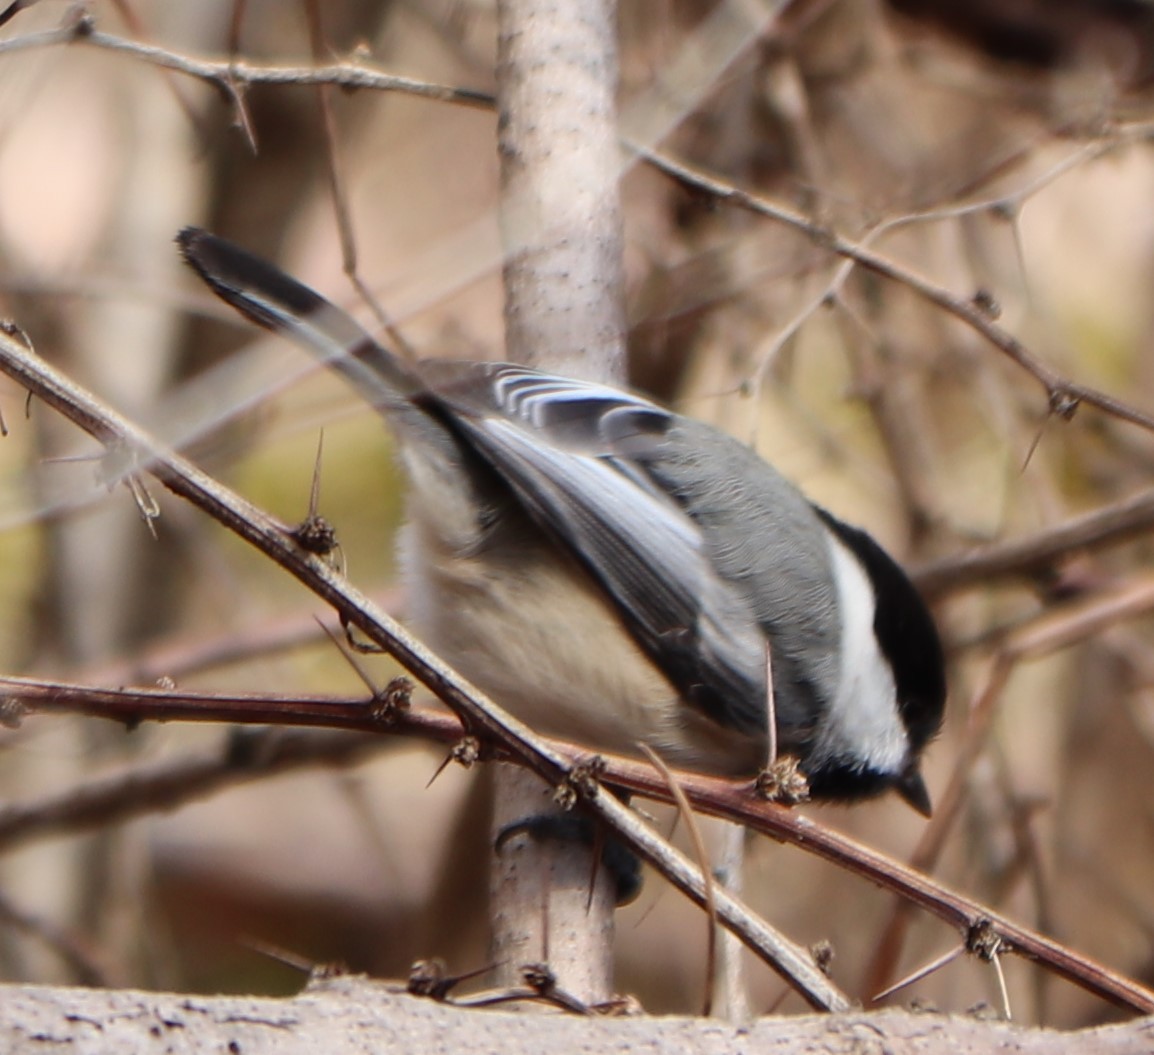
[[3, 669, 1153, 1015], [0, 327, 849, 1013], [913, 486, 1154, 597], [636, 146, 1154, 435]]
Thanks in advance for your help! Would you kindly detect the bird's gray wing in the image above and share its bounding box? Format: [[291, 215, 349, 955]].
[[421, 363, 778, 734]]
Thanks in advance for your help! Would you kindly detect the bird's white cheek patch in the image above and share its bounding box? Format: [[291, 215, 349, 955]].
[[818, 534, 908, 773]]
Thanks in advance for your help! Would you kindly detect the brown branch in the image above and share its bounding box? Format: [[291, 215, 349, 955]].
[[602, 762, 1154, 1016], [303, 0, 414, 358], [862, 656, 1016, 1001], [639, 744, 720, 1018], [0, 243, 1148, 1016], [0, 328, 848, 1013], [0, 677, 454, 741], [0, 20, 495, 111], [80, 590, 401, 687], [0, 887, 110, 987], [863, 577, 1154, 1003], [3, 668, 1153, 1016], [0, 697, 456, 849], [913, 487, 1154, 597], [636, 145, 1154, 435]]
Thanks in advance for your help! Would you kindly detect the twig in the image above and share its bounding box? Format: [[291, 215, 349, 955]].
[[0, 22, 496, 110], [0, 727, 358, 841], [863, 576, 1154, 1005], [0, 677, 450, 742], [913, 486, 1154, 597], [0, 885, 110, 986], [636, 146, 1154, 435], [224, 0, 258, 151], [304, 0, 415, 358], [79, 599, 395, 687], [871, 945, 964, 1004], [640, 744, 719, 1018], [106, 0, 210, 143], [861, 656, 1016, 1001], [617, 766, 1154, 1015], [1, 252, 1150, 1015]]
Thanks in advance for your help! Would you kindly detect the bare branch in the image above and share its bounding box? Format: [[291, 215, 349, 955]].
[[914, 487, 1154, 597], [0, 326, 849, 1013], [3, 666, 1152, 1016], [636, 145, 1154, 435], [0, 22, 495, 110]]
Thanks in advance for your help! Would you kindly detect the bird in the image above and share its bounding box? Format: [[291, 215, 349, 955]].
[[177, 227, 946, 816]]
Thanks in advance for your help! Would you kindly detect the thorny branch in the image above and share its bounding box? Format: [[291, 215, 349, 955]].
[[0, 327, 849, 1014], [6, 321, 1151, 1014], [2, 669, 1153, 1015], [0, 306, 1151, 1011], [0, 18, 496, 111], [636, 145, 1154, 436], [10, 15, 1154, 444]]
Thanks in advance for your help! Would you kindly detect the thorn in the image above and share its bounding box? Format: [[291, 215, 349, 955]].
[[408, 958, 495, 1001], [1048, 388, 1080, 421], [871, 945, 964, 1003], [991, 950, 1012, 1021], [764, 641, 777, 770], [0, 319, 33, 352], [288, 432, 344, 563], [426, 736, 482, 788], [520, 962, 557, 995], [240, 936, 340, 977], [966, 919, 1013, 1019], [316, 616, 379, 692], [966, 918, 1006, 961], [811, 939, 835, 977], [1021, 420, 1047, 473], [971, 288, 1001, 320], [290, 513, 339, 558], [640, 741, 716, 1014], [315, 619, 410, 723], [309, 430, 325, 516], [125, 473, 160, 539]]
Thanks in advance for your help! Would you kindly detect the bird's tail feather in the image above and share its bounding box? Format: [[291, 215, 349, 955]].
[[177, 227, 419, 411]]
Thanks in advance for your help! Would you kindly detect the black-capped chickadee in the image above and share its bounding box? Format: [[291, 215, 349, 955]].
[[178, 228, 946, 815]]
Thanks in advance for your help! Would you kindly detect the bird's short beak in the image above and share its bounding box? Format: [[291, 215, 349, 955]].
[[895, 766, 933, 818]]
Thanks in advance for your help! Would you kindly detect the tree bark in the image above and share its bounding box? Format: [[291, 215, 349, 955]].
[[488, 0, 628, 1003]]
